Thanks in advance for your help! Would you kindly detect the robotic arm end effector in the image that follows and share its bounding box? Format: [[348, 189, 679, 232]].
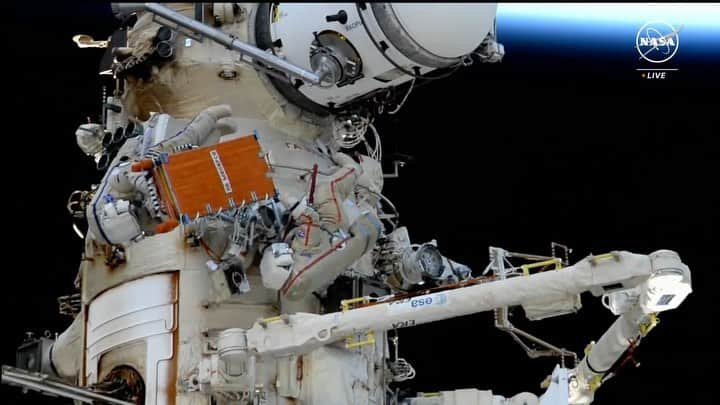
[[565, 250, 692, 405], [640, 250, 692, 313], [601, 249, 692, 316]]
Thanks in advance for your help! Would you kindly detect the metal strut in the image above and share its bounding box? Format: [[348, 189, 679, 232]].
[[1, 365, 134, 405], [489, 247, 578, 367], [143, 3, 322, 85]]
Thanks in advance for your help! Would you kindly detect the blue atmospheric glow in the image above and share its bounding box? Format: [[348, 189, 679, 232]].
[[497, 3, 720, 28], [495, 3, 720, 62]]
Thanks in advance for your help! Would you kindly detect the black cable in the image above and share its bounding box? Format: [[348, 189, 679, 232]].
[[585, 356, 610, 375]]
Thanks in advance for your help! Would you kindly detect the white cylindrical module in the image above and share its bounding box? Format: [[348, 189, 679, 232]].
[[371, 3, 497, 65], [254, 3, 497, 109], [639, 250, 692, 313]]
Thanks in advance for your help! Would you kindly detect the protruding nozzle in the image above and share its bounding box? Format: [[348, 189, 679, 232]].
[[155, 41, 175, 59]]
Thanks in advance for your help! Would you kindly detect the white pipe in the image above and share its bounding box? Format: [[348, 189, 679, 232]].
[[568, 305, 646, 405], [246, 251, 662, 357], [584, 306, 644, 375]]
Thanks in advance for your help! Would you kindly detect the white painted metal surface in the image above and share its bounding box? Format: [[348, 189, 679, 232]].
[[86, 273, 178, 405], [390, 3, 497, 57], [268, 2, 497, 106]]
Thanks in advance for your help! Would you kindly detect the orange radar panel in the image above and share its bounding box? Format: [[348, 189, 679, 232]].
[[153, 134, 276, 220]]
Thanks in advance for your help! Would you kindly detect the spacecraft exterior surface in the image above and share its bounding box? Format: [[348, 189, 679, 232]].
[[2, 3, 692, 405]]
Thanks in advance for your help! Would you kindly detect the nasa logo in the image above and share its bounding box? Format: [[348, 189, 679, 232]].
[[635, 21, 680, 64]]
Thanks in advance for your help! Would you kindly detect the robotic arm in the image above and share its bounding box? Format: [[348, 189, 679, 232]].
[[566, 250, 692, 404], [211, 249, 691, 404]]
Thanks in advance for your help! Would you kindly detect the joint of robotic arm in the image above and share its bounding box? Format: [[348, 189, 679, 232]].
[[567, 251, 692, 404], [599, 250, 692, 316], [639, 250, 692, 313]]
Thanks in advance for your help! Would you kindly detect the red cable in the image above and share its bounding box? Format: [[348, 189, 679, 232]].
[[330, 168, 355, 224], [281, 236, 352, 295]]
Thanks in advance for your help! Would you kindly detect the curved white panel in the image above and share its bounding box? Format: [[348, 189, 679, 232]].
[[86, 273, 178, 405]]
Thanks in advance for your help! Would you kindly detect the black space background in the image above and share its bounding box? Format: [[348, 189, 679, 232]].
[[1, 2, 718, 404]]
